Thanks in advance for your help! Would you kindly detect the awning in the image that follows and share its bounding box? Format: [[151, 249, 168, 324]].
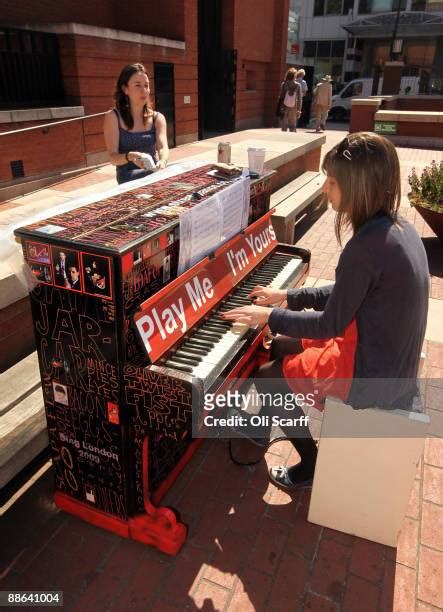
[[342, 11, 443, 38]]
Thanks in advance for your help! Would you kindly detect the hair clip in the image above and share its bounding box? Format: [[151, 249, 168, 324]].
[[342, 149, 352, 161]]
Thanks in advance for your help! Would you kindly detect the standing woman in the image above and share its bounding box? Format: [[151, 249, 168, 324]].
[[278, 67, 302, 132], [222, 133, 429, 489], [104, 63, 169, 185]]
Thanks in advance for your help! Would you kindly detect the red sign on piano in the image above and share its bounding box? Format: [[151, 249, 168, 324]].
[[134, 211, 278, 362]]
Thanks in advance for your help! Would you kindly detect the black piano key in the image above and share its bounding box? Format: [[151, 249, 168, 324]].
[[202, 323, 228, 333], [178, 346, 207, 356], [164, 360, 193, 373], [174, 344, 204, 359], [170, 355, 200, 366], [211, 316, 233, 325], [195, 331, 223, 341], [185, 337, 214, 348]]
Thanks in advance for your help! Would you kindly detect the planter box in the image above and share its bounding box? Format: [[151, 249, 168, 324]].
[[415, 204, 443, 241]]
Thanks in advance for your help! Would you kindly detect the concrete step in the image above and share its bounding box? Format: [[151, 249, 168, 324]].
[[0, 351, 47, 490]]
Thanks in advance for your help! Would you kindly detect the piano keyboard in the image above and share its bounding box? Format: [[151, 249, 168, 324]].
[[163, 252, 304, 390]]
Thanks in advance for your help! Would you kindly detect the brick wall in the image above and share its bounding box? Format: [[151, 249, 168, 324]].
[[233, 0, 289, 129], [2, 0, 185, 40], [0, 114, 105, 182]]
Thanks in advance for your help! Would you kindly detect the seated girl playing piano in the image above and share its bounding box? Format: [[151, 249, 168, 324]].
[[104, 63, 169, 185], [222, 132, 429, 490]]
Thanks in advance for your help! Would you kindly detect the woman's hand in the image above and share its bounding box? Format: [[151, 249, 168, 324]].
[[248, 285, 287, 306], [156, 159, 167, 170], [126, 152, 145, 169], [220, 305, 271, 327]]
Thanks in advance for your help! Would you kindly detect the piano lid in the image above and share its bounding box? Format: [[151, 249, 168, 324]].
[[13, 165, 244, 253], [134, 210, 278, 363]]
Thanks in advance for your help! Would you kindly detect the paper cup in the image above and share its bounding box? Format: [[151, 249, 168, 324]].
[[247, 147, 266, 175]]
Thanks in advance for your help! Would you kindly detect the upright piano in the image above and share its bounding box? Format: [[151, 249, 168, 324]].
[[14, 165, 310, 554]]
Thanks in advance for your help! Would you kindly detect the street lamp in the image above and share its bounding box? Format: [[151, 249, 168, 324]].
[[389, 0, 402, 60]]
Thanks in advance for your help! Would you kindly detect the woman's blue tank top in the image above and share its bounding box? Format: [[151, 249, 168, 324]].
[[113, 108, 158, 185]]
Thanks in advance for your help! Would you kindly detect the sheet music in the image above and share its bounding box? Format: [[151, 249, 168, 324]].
[[219, 177, 250, 242], [178, 177, 250, 275]]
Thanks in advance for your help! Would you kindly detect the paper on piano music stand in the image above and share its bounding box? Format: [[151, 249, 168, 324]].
[[178, 177, 250, 275]]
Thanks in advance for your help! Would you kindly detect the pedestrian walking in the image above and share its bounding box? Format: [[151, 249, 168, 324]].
[[312, 75, 332, 132], [277, 67, 302, 132]]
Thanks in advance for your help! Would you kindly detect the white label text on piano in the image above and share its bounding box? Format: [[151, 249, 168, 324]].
[[135, 213, 278, 361]]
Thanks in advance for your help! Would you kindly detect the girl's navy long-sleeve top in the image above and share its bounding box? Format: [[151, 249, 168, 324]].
[[268, 213, 430, 408]]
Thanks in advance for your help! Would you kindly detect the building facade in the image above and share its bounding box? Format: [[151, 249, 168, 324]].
[[286, 0, 443, 89]]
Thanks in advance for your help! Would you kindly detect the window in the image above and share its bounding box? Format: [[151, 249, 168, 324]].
[[304, 40, 346, 59], [326, 0, 342, 13], [318, 40, 332, 57], [304, 41, 317, 57], [314, 0, 325, 16], [331, 40, 346, 56], [314, 0, 355, 14], [358, 0, 406, 12], [341, 81, 363, 97]]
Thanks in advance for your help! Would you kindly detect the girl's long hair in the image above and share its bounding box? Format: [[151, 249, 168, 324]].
[[322, 132, 401, 245], [114, 63, 153, 130]]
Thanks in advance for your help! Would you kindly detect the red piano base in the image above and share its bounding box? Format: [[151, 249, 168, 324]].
[[54, 490, 188, 556], [54, 435, 206, 556]]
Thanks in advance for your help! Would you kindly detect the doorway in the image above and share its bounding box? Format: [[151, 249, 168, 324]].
[[154, 62, 176, 147], [198, 0, 237, 139]]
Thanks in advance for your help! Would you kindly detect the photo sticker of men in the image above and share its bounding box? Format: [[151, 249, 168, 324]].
[[51, 247, 82, 292], [81, 253, 113, 300], [53, 381, 69, 406]]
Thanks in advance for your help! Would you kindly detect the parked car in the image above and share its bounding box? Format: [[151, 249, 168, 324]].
[[329, 76, 420, 121]]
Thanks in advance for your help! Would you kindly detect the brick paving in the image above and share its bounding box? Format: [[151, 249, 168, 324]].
[[0, 127, 442, 611]]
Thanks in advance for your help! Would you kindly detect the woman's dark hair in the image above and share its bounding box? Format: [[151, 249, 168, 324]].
[[322, 132, 401, 245], [114, 63, 152, 130], [285, 67, 297, 81]]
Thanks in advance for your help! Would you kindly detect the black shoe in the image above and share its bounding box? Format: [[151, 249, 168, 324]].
[[269, 465, 313, 489]]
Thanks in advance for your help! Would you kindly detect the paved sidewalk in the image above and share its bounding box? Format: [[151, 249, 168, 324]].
[[1, 127, 442, 611]]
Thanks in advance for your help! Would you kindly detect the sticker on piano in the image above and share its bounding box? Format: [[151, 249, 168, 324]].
[[133, 248, 142, 266], [25, 241, 51, 264], [81, 252, 113, 301], [107, 401, 120, 425], [53, 381, 69, 406], [162, 255, 171, 283], [29, 262, 52, 285], [51, 247, 82, 292], [36, 223, 66, 234], [85, 485, 96, 504]]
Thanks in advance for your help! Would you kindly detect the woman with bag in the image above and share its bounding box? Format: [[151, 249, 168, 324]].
[[277, 67, 302, 132]]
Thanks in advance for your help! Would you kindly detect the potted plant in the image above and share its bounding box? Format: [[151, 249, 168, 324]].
[[408, 160, 443, 241]]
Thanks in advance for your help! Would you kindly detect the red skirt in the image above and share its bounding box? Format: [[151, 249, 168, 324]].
[[282, 320, 358, 411]]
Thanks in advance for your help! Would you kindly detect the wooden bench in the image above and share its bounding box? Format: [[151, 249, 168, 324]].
[[0, 352, 47, 496], [271, 171, 325, 244]]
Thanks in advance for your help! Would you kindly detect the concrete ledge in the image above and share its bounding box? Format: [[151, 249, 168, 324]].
[[387, 135, 443, 149], [352, 98, 383, 107], [13, 22, 185, 50], [0, 106, 85, 125], [374, 110, 443, 123]]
